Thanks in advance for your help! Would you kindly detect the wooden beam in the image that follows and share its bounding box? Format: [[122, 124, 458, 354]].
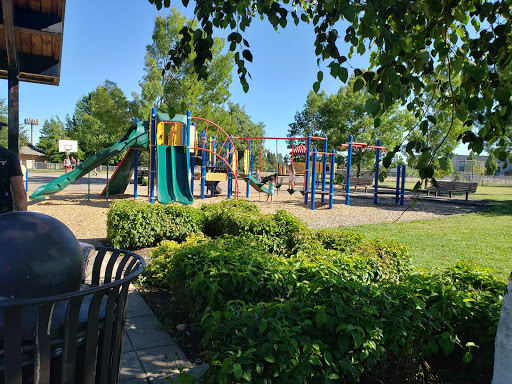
[[8, 68, 19, 154], [2, 0, 18, 69]]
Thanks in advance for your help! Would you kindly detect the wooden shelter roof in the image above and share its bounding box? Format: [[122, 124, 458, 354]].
[[0, 0, 65, 85]]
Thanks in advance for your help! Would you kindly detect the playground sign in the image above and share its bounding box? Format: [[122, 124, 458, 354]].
[[59, 140, 78, 154]]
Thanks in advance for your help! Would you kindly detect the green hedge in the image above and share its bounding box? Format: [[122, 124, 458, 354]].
[[108, 199, 309, 253], [143, 233, 504, 383], [200, 263, 504, 383], [106, 200, 204, 249]]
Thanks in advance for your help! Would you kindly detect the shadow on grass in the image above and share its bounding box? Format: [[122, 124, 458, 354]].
[[479, 200, 512, 216]]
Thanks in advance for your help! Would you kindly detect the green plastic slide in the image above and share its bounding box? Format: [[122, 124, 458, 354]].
[[243, 173, 272, 195], [100, 148, 136, 197], [30, 121, 149, 200], [157, 145, 194, 205]]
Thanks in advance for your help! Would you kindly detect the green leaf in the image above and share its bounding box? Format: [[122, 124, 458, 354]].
[[343, 5, 356, 22], [233, 363, 242, 380], [317, 71, 324, 82], [339, 67, 349, 82], [417, 49, 429, 62], [259, 318, 268, 333], [242, 50, 253, 62], [242, 370, 252, 382], [316, 310, 327, 327], [324, 350, 333, 365], [221, 357, 232, 373], [313, 81, 320, 93], [353, 78, 365, 92], [365, 98, 380, 114], [263, 353, 275, 363], [256, 362, 264, 375]]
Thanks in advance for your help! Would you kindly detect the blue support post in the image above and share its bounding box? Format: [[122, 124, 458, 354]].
[[134, 118, 139, 199], [311, 149, 317, 210], [210, 135, 216, 197], [373, 139, 381, 205], [25, 168, 28, 192], [228, 135, 233, 199], [134, 150, 138, 198], [187, 111, 194, 196], [149, 107, 156, 204], [321, 137, 327, 203], [201, 131, 206, 199], [106, 160, 110, 201], [246, 139, 251, 198], [395, 165, 401, 204], [329, 151, 335, 209], [304, 134, 311, 205], [346, 135, 353, 206], [400, 165, 406, 205]]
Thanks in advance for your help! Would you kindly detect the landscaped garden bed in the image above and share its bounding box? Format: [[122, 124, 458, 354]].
[[108, 199, 506, 383]]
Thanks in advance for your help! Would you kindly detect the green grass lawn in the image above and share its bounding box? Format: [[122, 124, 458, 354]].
[[345, 185, 512, 282]]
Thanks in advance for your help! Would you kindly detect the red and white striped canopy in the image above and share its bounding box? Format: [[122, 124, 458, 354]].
[[290, 144, 307, 156]]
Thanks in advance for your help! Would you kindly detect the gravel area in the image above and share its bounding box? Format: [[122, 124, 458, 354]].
[[27, 182, 485, 246]]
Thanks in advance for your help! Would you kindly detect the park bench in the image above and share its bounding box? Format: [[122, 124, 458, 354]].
[[427, 180, 478, 200], [346, 177, 373, 192]]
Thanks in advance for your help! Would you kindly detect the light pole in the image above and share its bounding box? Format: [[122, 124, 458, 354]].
[[24, 118, 39, 145]]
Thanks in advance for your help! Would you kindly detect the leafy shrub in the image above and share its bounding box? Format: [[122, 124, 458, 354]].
[[202, 200, 308, 256], [107, 200, 205, 249], [200, 263, 505, 383], [162, 235, 297, 318]]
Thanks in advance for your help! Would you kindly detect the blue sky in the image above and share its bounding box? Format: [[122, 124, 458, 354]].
[[7, 0, 468, 156]]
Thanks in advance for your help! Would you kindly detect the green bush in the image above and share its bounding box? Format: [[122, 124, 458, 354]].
[[162, 235, 296, 318], [107, 200, 205, 249], [145, 232, 504, 383], [201, 200, 308, 256], [200, 263, 504, 383]]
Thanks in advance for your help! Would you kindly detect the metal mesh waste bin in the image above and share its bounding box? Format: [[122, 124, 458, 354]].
[[0, 247, 145, 384]]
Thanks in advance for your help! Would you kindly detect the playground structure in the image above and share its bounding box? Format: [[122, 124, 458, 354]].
[[29, 109, 239, 206], [29, 109, 406, 210]]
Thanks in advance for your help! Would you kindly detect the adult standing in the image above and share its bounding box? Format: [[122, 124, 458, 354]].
[[0, 145, 27, 214]]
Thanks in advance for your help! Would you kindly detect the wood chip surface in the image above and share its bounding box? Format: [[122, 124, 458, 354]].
[[28, 180, 484, 247]]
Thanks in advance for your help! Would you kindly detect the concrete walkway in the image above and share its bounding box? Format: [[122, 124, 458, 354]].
[[119, 286, 208, 383]]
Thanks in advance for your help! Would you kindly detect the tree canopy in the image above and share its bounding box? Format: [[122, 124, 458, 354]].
[[138, 10, 234, 120], [66, 80, 135, 162], [149, 0, 512, 187], [289, 80, 413, 175]]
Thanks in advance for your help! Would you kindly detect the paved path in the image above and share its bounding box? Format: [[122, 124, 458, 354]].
[[120, 285, 208, 383]]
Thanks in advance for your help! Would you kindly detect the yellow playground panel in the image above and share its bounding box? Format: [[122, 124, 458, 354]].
[[157, 121, 199, 152], [157, 121, 183, 146], [205, 172, 228, 182], [293, 161, 337, 175]]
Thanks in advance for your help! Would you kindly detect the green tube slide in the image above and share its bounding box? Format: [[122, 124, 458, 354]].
[[157, 144, 193, 205]]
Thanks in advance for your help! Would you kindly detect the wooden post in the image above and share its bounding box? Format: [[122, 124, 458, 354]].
[[8, 69, 19, 155]]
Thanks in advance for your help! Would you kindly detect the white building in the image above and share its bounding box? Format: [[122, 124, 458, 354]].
[[451, 155, 512, 176]]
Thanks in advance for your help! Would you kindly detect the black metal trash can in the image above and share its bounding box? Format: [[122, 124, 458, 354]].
[[0, 247, 145, 384]]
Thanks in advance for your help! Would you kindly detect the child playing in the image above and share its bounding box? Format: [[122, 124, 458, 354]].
[[288, 164, 295, 190], [255, 168, 261, 182], [266, 176, 275, 203]]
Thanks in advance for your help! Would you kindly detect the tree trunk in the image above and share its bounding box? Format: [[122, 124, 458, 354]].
[[492, 273, 512, 383]]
